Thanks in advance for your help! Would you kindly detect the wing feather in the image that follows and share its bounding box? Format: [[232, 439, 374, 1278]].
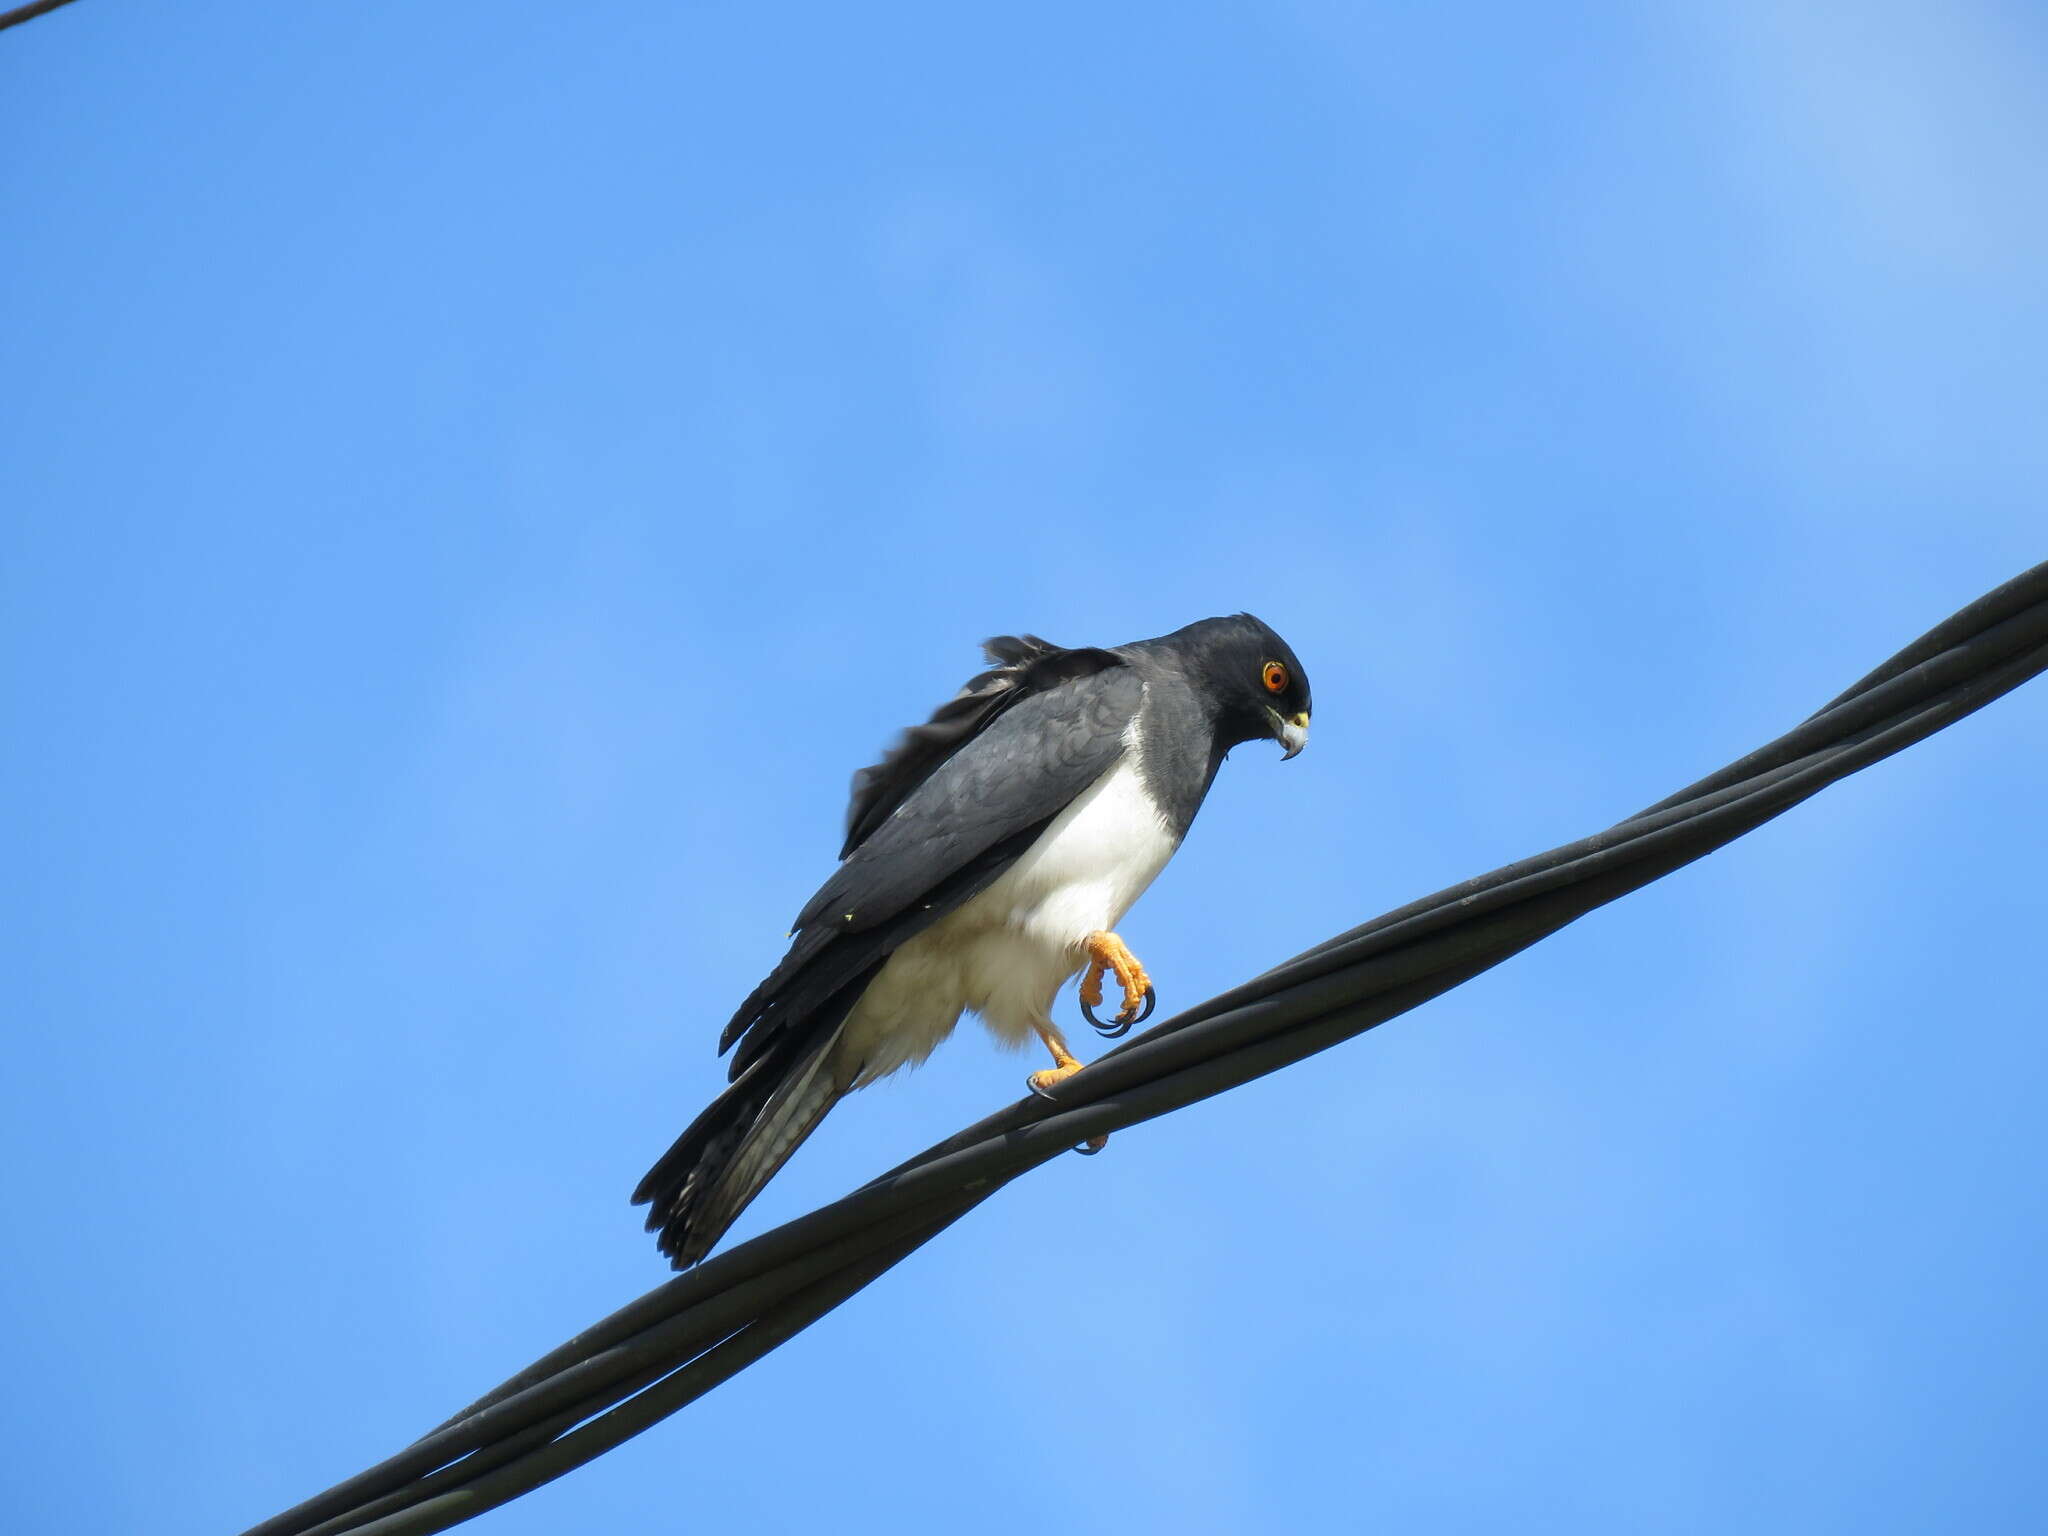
[[839, 635, 1123, 857]]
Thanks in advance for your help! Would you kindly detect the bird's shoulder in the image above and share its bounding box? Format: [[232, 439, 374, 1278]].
[[838, 634, 1132, 858], [794, 649, 1146, 935]]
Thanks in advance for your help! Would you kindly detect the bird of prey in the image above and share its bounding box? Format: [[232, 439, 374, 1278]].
[[634, 615, 1313, 1267]]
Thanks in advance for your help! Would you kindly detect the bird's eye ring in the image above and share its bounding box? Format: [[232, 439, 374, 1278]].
[[1261, 661, 1289, 694]]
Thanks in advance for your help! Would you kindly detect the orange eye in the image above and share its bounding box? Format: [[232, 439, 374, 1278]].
[[1262, 661, 1289, 694]]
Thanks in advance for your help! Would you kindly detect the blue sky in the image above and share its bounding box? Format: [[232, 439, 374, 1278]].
[[5, 3, 2047, 1533]]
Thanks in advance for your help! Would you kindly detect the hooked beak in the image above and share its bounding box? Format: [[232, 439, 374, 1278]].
[[1270, 708, 1310, 760]]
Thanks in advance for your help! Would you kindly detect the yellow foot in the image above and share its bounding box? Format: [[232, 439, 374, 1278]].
[[1026, 1030, 1108, 1154], [1026, 1058, 1082, 1096], [1078, 930, 1155, 1037]]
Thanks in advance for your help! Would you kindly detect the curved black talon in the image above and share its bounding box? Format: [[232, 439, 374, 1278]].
[[1082, 984, 1155, 1039], [1089, 1009, 1130, 1039], [1027, 1076, 1060, 1102], [1072, 1140, 1106, 1156]]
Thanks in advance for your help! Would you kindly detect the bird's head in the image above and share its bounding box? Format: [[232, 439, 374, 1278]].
[[1163, 613, 1313, 759]]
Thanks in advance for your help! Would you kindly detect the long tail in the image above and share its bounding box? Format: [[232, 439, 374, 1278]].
[[632, 1026, 850, 1269]]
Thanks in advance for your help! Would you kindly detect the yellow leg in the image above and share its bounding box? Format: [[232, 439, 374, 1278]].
[[1026, 1026, 1084, 1095], [1025, 1024, 1107, 1153]]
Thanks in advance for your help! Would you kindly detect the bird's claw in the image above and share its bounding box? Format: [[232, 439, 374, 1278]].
[[1080, 984, 1155, 1039], [1025, 1045, 1107, 1151]]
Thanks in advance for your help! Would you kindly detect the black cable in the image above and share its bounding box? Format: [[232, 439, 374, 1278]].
[[244, 562, 2048, 1536], [0, 0, 82, 36]]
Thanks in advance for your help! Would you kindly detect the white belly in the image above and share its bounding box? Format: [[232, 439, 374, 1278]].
[[835, 753, 1178, 1084]]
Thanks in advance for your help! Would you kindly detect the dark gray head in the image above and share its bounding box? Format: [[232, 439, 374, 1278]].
[[1135, 613, 1313, 759]]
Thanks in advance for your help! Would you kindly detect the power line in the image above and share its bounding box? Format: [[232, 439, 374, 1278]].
[[246, 561, 2048, 1536], [0, 0, 82, 37]]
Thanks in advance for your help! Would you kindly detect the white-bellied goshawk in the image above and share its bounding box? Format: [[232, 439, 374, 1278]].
[[634, 615, 1312, 1267]]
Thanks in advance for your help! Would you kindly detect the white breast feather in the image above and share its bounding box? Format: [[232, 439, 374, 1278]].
[[836, 730, 1178, 1084]]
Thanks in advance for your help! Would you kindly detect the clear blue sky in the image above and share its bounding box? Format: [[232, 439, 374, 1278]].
[[5, 4, 2046, 1533]]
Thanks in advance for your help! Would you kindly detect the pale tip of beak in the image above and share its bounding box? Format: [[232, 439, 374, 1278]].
[[1274, 710, 1310, 760]]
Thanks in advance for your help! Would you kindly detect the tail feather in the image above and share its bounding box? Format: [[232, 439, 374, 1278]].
[[634, 1026, 850, 1269]]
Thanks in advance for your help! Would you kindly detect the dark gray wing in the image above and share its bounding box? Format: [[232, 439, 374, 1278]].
[[840, 635, 1124, 857], [719, 657, 1145, 1076], [634, 642, 1141, 1263]]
